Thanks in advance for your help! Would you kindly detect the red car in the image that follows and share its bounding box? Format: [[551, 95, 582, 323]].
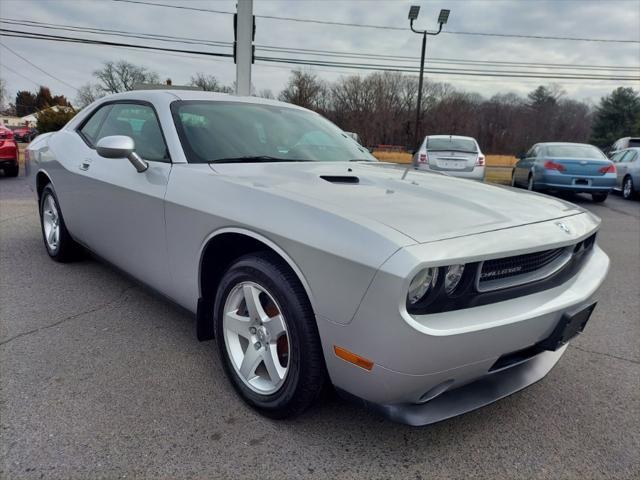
[[0, 125, 20, 177], [11, 125, 36, 143]]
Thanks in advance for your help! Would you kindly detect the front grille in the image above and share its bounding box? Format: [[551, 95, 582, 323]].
[[479, 248, 565, 283]]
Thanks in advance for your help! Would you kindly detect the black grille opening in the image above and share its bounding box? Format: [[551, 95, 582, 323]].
[[480, 248, 565, 283]]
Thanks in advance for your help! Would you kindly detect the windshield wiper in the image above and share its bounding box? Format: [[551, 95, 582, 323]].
[[209, 156, 311, 164]]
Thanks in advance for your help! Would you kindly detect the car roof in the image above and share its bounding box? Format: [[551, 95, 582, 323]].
[[426, 135, 477, 141], [536, 142, 599, 147], [100, 89, 309, 111]]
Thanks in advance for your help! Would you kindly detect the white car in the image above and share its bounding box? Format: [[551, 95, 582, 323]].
[[26, 90, 609, 425], [413, 135, 486, 180]]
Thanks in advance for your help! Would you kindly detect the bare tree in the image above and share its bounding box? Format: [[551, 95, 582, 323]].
[[256, 88, 275, 99], [278, 70, 330, 111], [75, 83, 105, 109], [189, 73, 233, 93], [93, 61, 160, 93]]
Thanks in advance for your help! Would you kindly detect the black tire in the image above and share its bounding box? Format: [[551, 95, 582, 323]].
[[527, 173, 535, 191], [622, 176, 635, 200], [510, 170, 518, 188], [214, 251, 326, 419], [5, 164, 19, 177], [591, 192, 608, 203], [39, 184, 82, 262]]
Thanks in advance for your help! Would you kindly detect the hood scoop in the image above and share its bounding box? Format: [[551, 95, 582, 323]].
[[320, 175, 360, 184]]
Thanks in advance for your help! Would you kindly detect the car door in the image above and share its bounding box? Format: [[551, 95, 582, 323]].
[[72, 101, 173, 294], [610, 151, 626, 188], [618, 150, 635, 189]]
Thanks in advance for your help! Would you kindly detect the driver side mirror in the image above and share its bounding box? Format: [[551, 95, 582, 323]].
[[96, 135, 148, 173]]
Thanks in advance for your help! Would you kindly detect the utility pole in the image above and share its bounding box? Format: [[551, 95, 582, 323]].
[[235, 0, 254, 96]]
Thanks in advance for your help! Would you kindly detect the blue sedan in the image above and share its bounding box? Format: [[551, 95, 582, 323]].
[[512, 142, 616, 202]]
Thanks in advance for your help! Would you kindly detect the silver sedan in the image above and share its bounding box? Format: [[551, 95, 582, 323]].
[[27, 90, 609, 425]]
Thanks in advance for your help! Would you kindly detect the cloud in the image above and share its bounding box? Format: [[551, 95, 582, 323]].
[[0, 0, 638, 105]]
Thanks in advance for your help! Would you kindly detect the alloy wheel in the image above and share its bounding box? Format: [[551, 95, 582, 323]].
[[222, 281, 290, 395], [623, 178, 632, 199], [42, 194, 60, 253]]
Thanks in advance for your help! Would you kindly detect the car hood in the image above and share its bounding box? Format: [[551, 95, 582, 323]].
[[209, 161, 584, 244]]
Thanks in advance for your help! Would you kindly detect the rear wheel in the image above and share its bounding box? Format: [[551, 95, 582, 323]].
[[592, 192, 608, 203], [39, 185, 82, 262], [214, 252, 326, 418], [622, 176, 635, 200]]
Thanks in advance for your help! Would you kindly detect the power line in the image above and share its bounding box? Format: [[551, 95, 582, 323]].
[[256, 56, 640, 81], [0, 28, 234, 59], [257, 44, 640, 72], [0, 62, 41, 87], [0, 41, 79, 91], [2, 18, 638, 74], [111, 0, 640, 44], [0, 18, 231, 48], [2, 28, 638, 82]]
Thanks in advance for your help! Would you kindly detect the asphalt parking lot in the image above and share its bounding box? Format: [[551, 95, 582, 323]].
[[1, 171, 638, 479]]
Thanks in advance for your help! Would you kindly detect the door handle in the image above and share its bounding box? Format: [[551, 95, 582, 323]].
[[79, 159, 92, 171]]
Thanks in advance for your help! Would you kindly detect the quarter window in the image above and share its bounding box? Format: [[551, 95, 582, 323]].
[[79, 105, 112, 145]]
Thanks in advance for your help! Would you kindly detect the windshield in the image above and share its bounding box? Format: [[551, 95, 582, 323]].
[[544, 145, 606, 159], [426, 137, 477, 152], [171, 101, 376, 163]]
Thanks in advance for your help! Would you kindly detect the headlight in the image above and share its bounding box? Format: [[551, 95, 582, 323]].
[[407, 267, 438, 305], [444, 264, 465, 294]]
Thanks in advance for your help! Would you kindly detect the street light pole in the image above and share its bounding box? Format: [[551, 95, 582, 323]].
[[408, 7, 450, 150]]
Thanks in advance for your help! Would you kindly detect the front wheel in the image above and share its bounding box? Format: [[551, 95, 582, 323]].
[[214, 252, 326, 418], [39, 185, 82, 262], [622, 176, 635, 200], [592, 192, 608, 203]]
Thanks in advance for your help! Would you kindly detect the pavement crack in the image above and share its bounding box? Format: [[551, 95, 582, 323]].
[[0, 286, 135, 347], [571, 344, 640, 365]]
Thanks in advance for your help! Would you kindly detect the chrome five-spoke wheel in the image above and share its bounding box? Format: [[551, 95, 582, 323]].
[[223, 281, 290, 395]]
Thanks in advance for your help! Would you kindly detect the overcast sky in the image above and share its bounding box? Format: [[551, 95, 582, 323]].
[[0, 0, 639, 107]]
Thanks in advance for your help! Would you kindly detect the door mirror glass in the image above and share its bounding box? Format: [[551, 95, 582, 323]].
[[96, 135, 135, 158]]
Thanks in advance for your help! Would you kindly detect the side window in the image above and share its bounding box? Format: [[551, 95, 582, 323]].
[[79, 105, 112, 145], [96, 103, 169, 162], [610, 152, 624, 163], [622, 151, 637, 163], [628, 152, 638, 162], [531, 146, 541, 158]]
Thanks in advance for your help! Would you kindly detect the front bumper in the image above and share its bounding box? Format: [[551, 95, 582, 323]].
[[316, 214, 609, 425]]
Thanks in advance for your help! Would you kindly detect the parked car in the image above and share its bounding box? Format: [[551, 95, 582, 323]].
[[512, 142, 616, 202], [609, 136, 640, 156], [11, 125, 36, 143], [0, 125, 19, 177], [610, 147, 640, 199], [27, 90, 609, 425], [413, 135, 485, 181]]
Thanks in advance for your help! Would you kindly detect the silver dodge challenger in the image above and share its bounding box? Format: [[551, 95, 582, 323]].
[[26, 90, 609, 425]]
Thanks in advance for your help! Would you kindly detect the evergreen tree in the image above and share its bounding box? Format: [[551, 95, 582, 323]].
[[590, 87, 640, 147]]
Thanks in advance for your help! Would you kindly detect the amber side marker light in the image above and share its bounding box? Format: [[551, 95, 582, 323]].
[[334, 346, 374, 371]]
